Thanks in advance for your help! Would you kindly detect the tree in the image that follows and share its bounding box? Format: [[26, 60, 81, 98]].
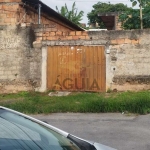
[[119, 9, 140, 29], [56, 2, 84, 26], [119, 3, 150, 29], [130, 0, 149, 29], [87, 2, 131, 28]]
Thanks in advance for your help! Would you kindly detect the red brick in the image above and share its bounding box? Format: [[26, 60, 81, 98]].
[[68, 31, 75, 36], [50, 32, 56, 36], [4, 18, 10, 23], [111, 40, 117, 44], [85, 36, 90, 40], [43, 32, 49, 37], [10, 18, 16, 23], [56, 31, 62, 36], [72, 36, 80, 40], [47, 36, 58, 40], [79, 36, 86, 40], [66, 36, 73, 40], [51, 28, 58, 32], [36, 37, 42, 41], [131, 39, 139, 44], [46, 36, 54, 40], [117, 39, 125, 44], [43, 37, 47, 41], [63, 32, 69, 36], [7, 13, 13, 18], [82, 31, 88, 36], [12, 4, 19, 10], [124, 38, 131, 44], [76, 31, 82, 36]]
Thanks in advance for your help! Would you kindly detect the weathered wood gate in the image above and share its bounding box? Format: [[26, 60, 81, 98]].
[[47, 46, 106, 92]]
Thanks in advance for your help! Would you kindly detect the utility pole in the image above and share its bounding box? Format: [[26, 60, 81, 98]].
[[38, 3, 41, 24], [139, 0, 143, 29]]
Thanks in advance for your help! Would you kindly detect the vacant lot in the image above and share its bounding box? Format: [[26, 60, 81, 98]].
[[0, 91, 150, 114]]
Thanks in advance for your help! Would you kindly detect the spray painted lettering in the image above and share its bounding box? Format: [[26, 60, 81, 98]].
[[0, 31, 21, 49], [0, 37, 21, 49], [52, 78, 100, 90]]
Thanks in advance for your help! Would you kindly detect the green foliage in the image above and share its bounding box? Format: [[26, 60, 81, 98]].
[[56, 2, 84, 26], [129, 0, 150, 29], [119, 6, 150, 29], [87, 2, 131, 28], [130, 0, 149, 7], [1, 91, 150, 114]]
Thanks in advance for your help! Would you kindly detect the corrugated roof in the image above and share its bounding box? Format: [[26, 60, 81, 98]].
[[22, 0, 84, 31]]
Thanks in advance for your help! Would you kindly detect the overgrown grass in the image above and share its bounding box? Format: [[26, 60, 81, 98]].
[[0, 91, 150, 114]]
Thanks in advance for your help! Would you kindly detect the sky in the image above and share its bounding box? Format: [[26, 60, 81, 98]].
[[41, 0, 135, 24]]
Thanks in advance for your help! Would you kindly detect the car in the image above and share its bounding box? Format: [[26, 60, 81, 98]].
[[0, 106, 117, 150]]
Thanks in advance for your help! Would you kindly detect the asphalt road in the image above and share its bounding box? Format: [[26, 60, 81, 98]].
[[31, 113, 150, 150]]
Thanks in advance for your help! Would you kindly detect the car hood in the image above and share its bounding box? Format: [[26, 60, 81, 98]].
[[94, 143, 117, 150], [0, 106, 117, 150]]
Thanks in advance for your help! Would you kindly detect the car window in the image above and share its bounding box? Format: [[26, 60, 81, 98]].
[[0, 109, 80, 150]]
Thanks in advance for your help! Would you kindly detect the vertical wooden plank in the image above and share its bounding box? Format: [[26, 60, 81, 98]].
[[62, 46, 66, 90], [71, 46, 76, 90], [61, 46, 66, 90], [79, 45, 82, 90], [73, 46, 76, 90], [53, 46, 58, 90], [57, 46, 61, 90], [97, 46, 102, 91], [47, 47, 53, 89], [47, 47, 49, 89], [82, 46, 86, 91], [93, 46, 98, 91], [85, 46, 90, 91], [66, 46, 69, 90], [102, 46, 106, 91], [75, 46, 80, 90], [89, 46, 94, 91]]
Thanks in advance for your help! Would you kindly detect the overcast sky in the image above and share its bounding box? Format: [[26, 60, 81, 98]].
[[41, 0, 135, 24]]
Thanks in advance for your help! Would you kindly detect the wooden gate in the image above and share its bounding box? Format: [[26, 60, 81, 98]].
[[47, 46, 106, 92]]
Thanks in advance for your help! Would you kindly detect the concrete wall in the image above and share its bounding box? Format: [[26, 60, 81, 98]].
[[0, 25, 41, 93], [35, 29, 150, 91], [1, 24, 150, 93]]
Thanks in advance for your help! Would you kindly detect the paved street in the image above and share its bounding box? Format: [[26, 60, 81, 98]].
[[31, 113, 150, 150]]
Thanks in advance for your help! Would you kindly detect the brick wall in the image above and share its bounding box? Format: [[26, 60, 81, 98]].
[[0, 3, 19, 25], [34, 30, 90, 41], [35, 28, 150, 91], [0, 1, 74, 31], [115, 16, 122, 30]]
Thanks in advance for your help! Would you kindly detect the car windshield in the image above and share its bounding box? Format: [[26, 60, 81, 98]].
[[0, 108, 80, 150]]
